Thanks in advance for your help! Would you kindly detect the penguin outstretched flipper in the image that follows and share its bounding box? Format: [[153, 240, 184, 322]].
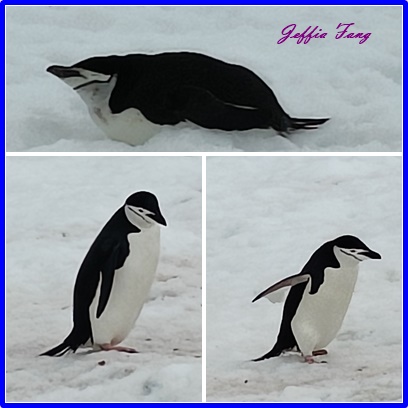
[[253, 282, 306, 361], [252, 273, 310, 303]]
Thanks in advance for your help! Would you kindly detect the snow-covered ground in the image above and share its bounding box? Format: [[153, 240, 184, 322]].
[[6, 156, 202, 402], [206, 156, 402, 402], [6, 6, 401, 152]]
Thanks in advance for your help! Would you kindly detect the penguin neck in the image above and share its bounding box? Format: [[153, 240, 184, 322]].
[[76, 75, 117, 108], [333, 246, 361, 270]]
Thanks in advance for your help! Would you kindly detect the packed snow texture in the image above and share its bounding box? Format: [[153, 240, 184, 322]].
[[6, 156, 202, 402], [6, 6, 401, 152], [206, 156, 401, 402]]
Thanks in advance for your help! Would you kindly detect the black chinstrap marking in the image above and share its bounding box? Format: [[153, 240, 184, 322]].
[[128, 206, 152, 224], [73, 76, 113, 91], [339, 249, 362, 262]]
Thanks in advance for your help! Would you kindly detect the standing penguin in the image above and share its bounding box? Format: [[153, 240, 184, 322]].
[[41, 191, 167, 356], [47, 52, 329, 146], [252, 235, 381, 364]]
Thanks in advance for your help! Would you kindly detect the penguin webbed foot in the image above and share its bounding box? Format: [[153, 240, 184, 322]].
[[304, 355, 315, 364], [304, 353, 328, 364]]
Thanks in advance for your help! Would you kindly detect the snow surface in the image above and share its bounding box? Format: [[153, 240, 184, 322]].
[[6, 156, 202, 402], [206, 156, 401, 402], [6, 6, 401, 152]]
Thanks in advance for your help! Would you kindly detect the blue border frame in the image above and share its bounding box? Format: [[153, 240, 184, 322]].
[[2, 1, 404, 406], [0, 1, 405, 5]]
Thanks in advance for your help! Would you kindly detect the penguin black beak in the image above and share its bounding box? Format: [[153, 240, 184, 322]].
[[47, 65, 84, 79], [365, 249, 381, 260], [148, 212, 167, 227]]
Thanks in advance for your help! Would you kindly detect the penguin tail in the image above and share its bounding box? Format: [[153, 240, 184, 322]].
[[252, 345, 283, 362], [40, 341, 75, 357], [287, 117, 330, 131], [40, 328, 89, 357]]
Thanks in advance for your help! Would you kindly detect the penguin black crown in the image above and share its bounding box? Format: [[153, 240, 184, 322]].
[[253, 235, 381, 364], [41, 191, 167, 357], [47, 51, 329, 146]]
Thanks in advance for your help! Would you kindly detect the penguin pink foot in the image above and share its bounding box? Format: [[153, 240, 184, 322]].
[[304, 355, 316, 364], [100, 344, 138, 353], [304, 354, 328, 364]]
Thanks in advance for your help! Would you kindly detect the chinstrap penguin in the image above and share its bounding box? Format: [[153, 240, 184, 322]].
[[41, 191, 167, 357], [252, 235, 381, 364], [47, 51, 329, 146]]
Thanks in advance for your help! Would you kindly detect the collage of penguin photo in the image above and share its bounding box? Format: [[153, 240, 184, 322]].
[[5, 4, 402, 404]]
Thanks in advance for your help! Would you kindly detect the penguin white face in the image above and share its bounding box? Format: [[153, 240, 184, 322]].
[[334, 246, 379, 266], [125, 205, 157, 229], [47, 65, 112, 91], [124, 191, 167, 230], [47, 65, 117, 108]]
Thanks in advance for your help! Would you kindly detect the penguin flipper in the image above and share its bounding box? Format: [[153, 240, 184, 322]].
[[96, 239, 129, 319], [253, 282, 307, 362], [252, 273, 310, 303], [169, 86, 273, 131]]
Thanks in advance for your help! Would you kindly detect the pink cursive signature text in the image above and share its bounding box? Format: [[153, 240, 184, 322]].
[[278, 23, 371, 45]]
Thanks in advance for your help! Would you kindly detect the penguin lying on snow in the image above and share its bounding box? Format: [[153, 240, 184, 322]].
[[47, 51, 329, 146], [41, 191, 167, 356], [253, 235, 381, 364]]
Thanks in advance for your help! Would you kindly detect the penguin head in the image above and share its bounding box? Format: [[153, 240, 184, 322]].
[[124, 191, 167, 229], [47, 56, 122, 105], [332, 235, 381, 265]]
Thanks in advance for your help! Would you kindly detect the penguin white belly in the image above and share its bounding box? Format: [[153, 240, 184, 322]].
[[89, 226, 160, 346], [291, 266, 358, 356], [89, 104, 162, 146], [77, 78, 162, 146]]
